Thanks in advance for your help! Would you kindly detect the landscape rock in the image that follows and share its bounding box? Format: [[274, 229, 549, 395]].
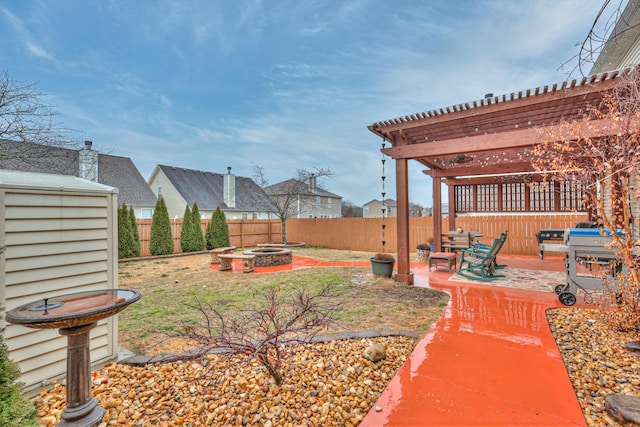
[[605, 394, 640, 425], [625, 341, 640, 354], [363, 343, 386, 362]]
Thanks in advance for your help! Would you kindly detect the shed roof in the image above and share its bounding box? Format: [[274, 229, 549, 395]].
[[0, 169, 116, 193]]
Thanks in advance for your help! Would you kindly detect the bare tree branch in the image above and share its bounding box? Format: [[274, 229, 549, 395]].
[[175, 284, 343, 386], [532, 65, 640, 331], [253, 165, 335, 243]]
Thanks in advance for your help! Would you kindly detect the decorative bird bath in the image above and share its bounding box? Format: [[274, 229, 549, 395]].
[[5, 289, 141, 427]]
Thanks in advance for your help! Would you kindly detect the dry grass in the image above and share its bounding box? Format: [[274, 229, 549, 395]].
[[117, 249, 447, 356]]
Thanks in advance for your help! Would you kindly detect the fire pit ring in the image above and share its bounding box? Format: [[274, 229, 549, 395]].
[[243, 247, 293, 266]]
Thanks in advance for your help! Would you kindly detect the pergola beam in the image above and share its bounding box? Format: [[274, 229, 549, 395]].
[[380, 118, 620, 160]]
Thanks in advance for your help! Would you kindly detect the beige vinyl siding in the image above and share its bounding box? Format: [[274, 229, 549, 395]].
[[1, 173, 119, 393], [618, 39, 640, 69], [148, 169, 187, 219]]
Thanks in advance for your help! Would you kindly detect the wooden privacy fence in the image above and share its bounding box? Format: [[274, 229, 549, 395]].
[[286, 213, 588, 256], [136, 219, 282, 257], [135, 214, 588, 257]]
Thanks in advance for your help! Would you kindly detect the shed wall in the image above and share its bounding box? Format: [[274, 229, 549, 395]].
[[1, 187, 118, 392]]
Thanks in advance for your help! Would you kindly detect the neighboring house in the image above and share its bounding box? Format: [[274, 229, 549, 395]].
[[0, 140, 157, 218], [409, 202, 425, 217], [147, 165, 274, 219], [264, 176, 342, 218], [590, 0, 640, 75], [363, 199, 397, 218], [590, 1, 640, 231]]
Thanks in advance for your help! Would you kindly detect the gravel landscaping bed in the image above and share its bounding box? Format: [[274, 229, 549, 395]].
[[547, 307, 640, 426], [34, 336, 416, 426], [33, 306, 640, 426]]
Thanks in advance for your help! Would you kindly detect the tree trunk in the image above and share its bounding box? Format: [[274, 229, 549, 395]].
[[281, 218, 288, 244]]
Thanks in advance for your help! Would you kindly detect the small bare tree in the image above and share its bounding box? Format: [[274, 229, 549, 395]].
[[560, 0, 628, 77], [0, 72, 79, 167], [253, 165, 334, 244], [176, 284, 342, 386], [532, 66, 640, 332]]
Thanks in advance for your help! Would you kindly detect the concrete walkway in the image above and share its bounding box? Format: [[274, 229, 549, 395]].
[[361, 256, 587, 426]]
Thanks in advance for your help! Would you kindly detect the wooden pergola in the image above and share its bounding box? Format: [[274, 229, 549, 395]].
[[368, 68, 631, 285]]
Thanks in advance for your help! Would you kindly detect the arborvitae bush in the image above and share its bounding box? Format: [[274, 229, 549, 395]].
[[205, 210, 215, 250], [150, 197, 174, 256], [118, 203, 135, 259], [128, 205, 141, 257], [0, 307, 39, 427], [206, 207, 230, 249], [180, 204, 194, 253], [191, 202, 205, 251]]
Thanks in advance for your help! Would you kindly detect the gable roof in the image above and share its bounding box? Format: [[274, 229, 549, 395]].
[[363, 198, 397, 207], [264, 178, 342, 199], [0, 140, 157, 206], [157, 165, 274, 211]]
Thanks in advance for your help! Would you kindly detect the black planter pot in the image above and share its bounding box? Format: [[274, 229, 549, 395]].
[[370, 258, 395, 277]]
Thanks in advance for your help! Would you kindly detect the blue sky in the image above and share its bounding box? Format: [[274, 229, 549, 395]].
[[0, 0, 617, 207]]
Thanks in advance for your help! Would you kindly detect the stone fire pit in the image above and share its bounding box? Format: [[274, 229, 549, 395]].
[[243, 247, 293, 266]]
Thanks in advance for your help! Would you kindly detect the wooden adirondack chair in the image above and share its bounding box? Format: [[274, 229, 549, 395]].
[[467, 230, 508, 269], [458, 232, 508, 281]]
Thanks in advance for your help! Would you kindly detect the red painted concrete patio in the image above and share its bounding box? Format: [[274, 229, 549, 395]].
[[219, 254, 587, 425], [361, 255, 586, 426]]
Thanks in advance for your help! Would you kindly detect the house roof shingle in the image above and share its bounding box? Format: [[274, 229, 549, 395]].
[[157, 165, 274, 212], [264, 178, 342, 199], [0, 140, 157, 206]]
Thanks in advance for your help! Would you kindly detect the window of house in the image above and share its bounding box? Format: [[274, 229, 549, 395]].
[[327, 198, 332, 208], [157, 186, 162, 197], [316, 196, 321, 206], [140, 208, 153, 219], [364, 206, 369, 213], [242, 213, 248, 219]]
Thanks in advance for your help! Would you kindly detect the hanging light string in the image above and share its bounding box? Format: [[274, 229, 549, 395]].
[[381, 138, 387, 253]]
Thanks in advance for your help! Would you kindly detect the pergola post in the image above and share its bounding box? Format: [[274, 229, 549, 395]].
[[448, 184, 456, 231], [395, 157, 413, 285], [433, 176, 443, 251]]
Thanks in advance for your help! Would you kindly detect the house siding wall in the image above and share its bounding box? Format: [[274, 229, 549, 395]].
[[297, 195, 342, 218], [148, 170, 186, 219], [1, 184, 118, 393], [363, 200, 396, 218]]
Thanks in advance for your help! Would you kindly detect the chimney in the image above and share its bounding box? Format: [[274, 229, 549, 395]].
[[79, 140, 98, 182], [309, 174, 317, 193], [223, 166, 236, 208]]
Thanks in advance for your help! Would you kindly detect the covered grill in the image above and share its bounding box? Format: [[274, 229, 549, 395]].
[[553, 228, 623, 306], [536, 222, 597, 259]]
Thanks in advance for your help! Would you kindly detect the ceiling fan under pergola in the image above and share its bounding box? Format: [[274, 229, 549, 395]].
[[450, 153, 473, 164]]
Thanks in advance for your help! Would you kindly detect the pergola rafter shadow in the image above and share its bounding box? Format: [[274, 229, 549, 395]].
[[367, 66, 635, 285]]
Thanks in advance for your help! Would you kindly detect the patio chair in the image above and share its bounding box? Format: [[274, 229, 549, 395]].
[[468, 230, 508, 269], [457, 232, 507, 281]]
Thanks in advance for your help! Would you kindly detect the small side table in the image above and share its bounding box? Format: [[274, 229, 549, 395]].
[[429, 252, 457, 272]]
